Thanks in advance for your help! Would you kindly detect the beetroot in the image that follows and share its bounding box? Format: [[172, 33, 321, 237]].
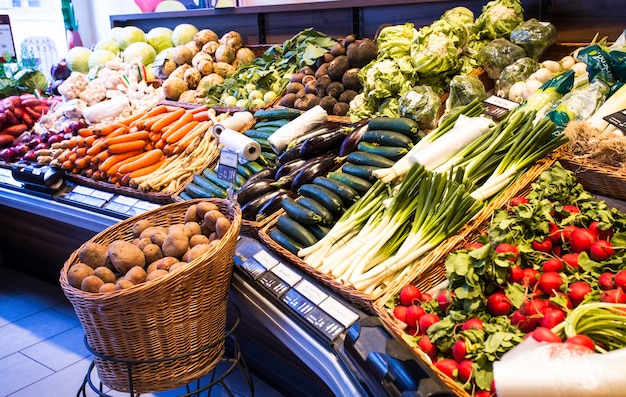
[[530, 326, 562, 343], [569, 228, 596, 253], [417, 335, 438, 362], [418, 313, 440, 334], [435, 359, 459, 380], [542, 258, 564, 273], [537, 271, 564, 295], [399, 285, 422, 306], [487, 292, 512, 316], [589, 240, 615, 261], [452, 339, 467, 363], [405, 304, 426, 328], [568, 281, 592, 307], [566, 334, 595, 351], [458, 359, 474, 383], [598, 272, 615, 290]]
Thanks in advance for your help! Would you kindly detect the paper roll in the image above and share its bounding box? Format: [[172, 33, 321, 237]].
[[218, 128, 261, 162]]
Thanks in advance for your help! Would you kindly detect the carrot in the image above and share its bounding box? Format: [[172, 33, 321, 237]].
[[165, 105, 185, 112], [104, 130, 150, 148], [128, 105, 169, 128], [150, 108, 186, 133], [155, 139, 166, 150], [160, 111, 193, 141], [165, 120, 199, 144], [78, 128, 95, 138], [75, 147, 88, 158], [64, 136, 80, 149], [61, 160, 74, 170], [98, 150, 143, 173], [118, 148, 164, 174], [148, 131, 162, 142], [189, 104, 209, 114], [128, 158, 166, 178], [138, 113, 169, 131], [192, 111, 210, 122], [106, 150, 148, 177], [79, 135, 96, 148], [86, 138, 107, 156], [93, 150, 110, 164], [95, 123, 127, 136], [74, 155, 93, 170], [107, 140, 147, 154]]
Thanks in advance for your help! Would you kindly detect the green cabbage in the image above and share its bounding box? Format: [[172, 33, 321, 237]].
[[474, 0, 525, 40], [376, 23, 417, 58], [398, 85, 442, 130], [480, 38, 527, 79], [360, 59, 413, 100], [13, 69, 48, 93]]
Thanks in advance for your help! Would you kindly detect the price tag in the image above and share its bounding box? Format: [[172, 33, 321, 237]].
[[294, 279, 328, 305], [282, 288, 316, 316], [271, 263, 302, 287], [603, 109, 626, 133], [217, 149, 238, 183], [483, 95, 519, 120], [318, 296, 360, 328], [240, 258, 267, 279], [253, 250, 279, 270], [259, 271, 290, 297], [304, 307, 345, 340]]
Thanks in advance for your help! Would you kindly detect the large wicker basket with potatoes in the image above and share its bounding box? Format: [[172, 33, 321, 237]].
[[59, 198, 241, 393]]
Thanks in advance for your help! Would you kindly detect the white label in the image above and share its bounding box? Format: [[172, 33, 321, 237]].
[[271, 263, 302, 286], [91, 190, 114, 200], [73, 186, 95, 195], [484, 95, 519, 111], [294, 279, 328, 305], [113, 195, 139, 206], [318, 296, 359, 328], [133, 201, 161, 211], [405, 90, 424, 108], [253, 250, 279, 270]]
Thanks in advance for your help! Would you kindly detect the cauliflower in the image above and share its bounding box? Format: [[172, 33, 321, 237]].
[[57, 72, 89, 101], [79, 79, 107, 106]]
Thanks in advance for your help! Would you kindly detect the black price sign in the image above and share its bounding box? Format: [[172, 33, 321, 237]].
[[217, 149, 238, 183], [603, 109, 626, 133]]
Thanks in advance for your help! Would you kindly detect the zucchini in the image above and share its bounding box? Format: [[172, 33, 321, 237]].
[[357, 142, 408, 161], [242, 160, 265, 175], [282, 196, 322, 225], [185, 181, 226, 199], [254, 126, 281, 134], [191, 175, 228, 198], [243, 129, 273, 141], [367, 117, 419, 137], [237, 163, 253, 179], [254, 119, 290, 129], [340, 163, 379, 184], [296, 196, 334, 225], [250, 137, 274, 153], [298, 184, 344, 217], [254, 108, 302, 120], [269, 229, 303, 255], [305, 223, 331, 240], [276, 215, 318, 247], [361, 130, 414, 148], [178, 192, 194, 201], [346, 151, 395, 168], [326, 171, 373, 194], [312, 176, 360, 205], [202, 168, 233, 190], [256, 152, 277, 167]]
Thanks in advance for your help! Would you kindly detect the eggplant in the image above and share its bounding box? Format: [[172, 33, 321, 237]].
[[299, 126, 349, 158], [238, 167, 277, 191], [273, 153, 337, 190], [276, 142, 304, 166], [339, 119, 369, 156], [289, 122, 342, 149], [241, 189, 281, 221], [255, 190, 297, 222], [236, 178, 277, 207], [274, 158, 308, 181], [290, 154, 341, 191]]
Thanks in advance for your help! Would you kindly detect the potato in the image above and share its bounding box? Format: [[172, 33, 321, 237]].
[[81, 275, 104, 293], [189, 234, 210, 247], [67, 263, 95, 289], [155, 256, 179, 271], [195, 201, 219, 219], [124, 266, 147, 284], [169, 262, 188, 272], [203, 209, 225, 233], [185, 222, 202, 237], [146, 261, 159, 274], [146, 269, 169, 282], [99, 283, 116, 293], [93, 266, 116, 284], [184, 204, 199, 223], [134, 237, 153, 250], [115, 279, 135, 290], [143, 243, 163, 265], [168, 224, 187, 236], [182, 243, 212, 262], [108, 240, 146, 274], [139, 226, 168, 246], [209, 239, 221, 249], [215, 217, 231, 239], [78, 242, 109, 269], [161, 231, 189, 258], [132, 219, 154, 238]]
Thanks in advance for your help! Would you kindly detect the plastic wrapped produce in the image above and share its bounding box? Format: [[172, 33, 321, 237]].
[[496, 57, 539, 98], [480, 38, 527, 79], [510, 18, 557, 61], [398, 85, 442, 130], [474, 0, 525, 40]]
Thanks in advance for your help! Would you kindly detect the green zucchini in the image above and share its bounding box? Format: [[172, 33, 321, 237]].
[[242, 160, 265, 175], [254, 126, 281, 134], [282, 196, 322, 225], [298, 184, 344, 217], [202, 168, 232, 190], [357, 142, 408, 161], [251, 137, 274, 153], [185, 181, 227, 199], [269, 229, 303, 255], [361, 130, 414, 148], [191, 175, 228, 198], [312, 176, 360, 205], [296, 196, 334, 225], [346, 151, 395, 168], [254, 108, 302, 120], [326, 171, 373, 194], [276, 215, 318, 247], [367, 117, 419, 137], [178, 192, 194, 201], [340, 163, 379, 184], [237, 163, 253, 179], [244, 129, 273, 141], [305, 223, 331, 240], [254, 119, 290, 129]]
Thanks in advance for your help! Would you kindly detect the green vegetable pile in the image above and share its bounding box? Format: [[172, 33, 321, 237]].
[[0, 53, 49, 98]]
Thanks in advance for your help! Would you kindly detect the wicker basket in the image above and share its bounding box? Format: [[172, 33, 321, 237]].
[[557, 154, 626, 201], [59, 198, 241, 393]]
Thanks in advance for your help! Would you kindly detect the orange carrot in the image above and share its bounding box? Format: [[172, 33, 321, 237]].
[[118, 149, 164, 174], [75, 147, 88, 158], [150, 108, 186, 133], [93, 150, 110, 164], [105, 150, 147, 177], [107, 140, 147, 154], [61, 160, 74, 170], [98, 150, 143, 173], [165, 120, 199, 144], [104, 130, 150, 148], [160, 111, 194, 140], [74, 155, 93, 170], [95, 123, 127, 136], [65, 136, 80, 149], [148, 131, 162, 142], [78, 128, 95, 138], [128, 158, 166, 178], [86, 138, 107, 156], [192, 111, 210, 122]]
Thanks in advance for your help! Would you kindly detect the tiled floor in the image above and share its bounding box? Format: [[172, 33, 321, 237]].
[[0, 265, 285, 397]]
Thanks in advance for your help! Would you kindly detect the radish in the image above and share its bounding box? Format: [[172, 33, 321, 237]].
[[614, 270, 626, 290], [419, 313, 440, 334], [542, 258, 564, 273], [532, 237, 552, 253], [551, 244, 563, 257], [537, 271, 564, 295], [548, 292, 573, 310], [521, 299, 547, 317], [562, 204, 580, 214], [568, 281, 592, 307], [566, 334, 596, 352], [548, 222, 561, 243], [421, 293, 433, 302], [589, 240, 615, 261], [510, 309, 537, 332], [561, 253, 580, 270], [417, 335, 438, 362], [600, 288, 626, 303], [560, 225, 579, 243], [495, 243, 519, 262], [462, 317, 483, 331], [569, 228, 596, 253], [540, 307, 565, 328], [531, 326, 562, 343], [435, 359, 459, 380], [399, 285, 422, 306], [598, 272, 615, 290], [487, 292, 512, 316], [509, 196, 529, 206], [507, 265, 524, 284], [452, 339, 467, 363], [588, 221, 614, 241], [393, 305, 408, 323], [458, 359, 474, 383], [437, 290, 455, 312], [465, 242, 484, 250], [474, 391, 491, 397], [522, 268, 540, 287], [405, 304, 426, 328]]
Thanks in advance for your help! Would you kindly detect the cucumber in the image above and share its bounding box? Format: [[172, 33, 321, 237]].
[[256, 152, 276, 167], [361, 130, 414, 148], [237, 163, 253, 179], [312, 176, 360, 205], [254, 108, 302, 120], [357, 142, 408, 161], [296, 196, 334, 225], [254, 119, 290, 129], [346, 151, 395, 168], [178, 192, 194, 201], [282, 196, 322, 225], [327, 171, 373, 194], [185, 181, 226, 199], [191, 175, 228, 198], [305, 223, 331, 240], [340, 163, 379, 184], [202, 168, 232, 190], [276, 215, 318, 247], [242, 160, 265, 175], [269, 229, 303, 255], [367, 117, 419, 137], [251, 137, 274, 153], [255, 126, 281, 134], [298, 184, 344, 217], [244, 129, 273, 141]]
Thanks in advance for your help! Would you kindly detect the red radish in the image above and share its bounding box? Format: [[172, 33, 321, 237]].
[[462, 317, 483, 331], [614, 271, 626, 290], [452, 339, 467, 363], [537, 271, 564, 295], [510, 309, 537, 332], [399, 285, 422, 306], [417, 335, 438, 362], [548, 222, 561, 243], [562, 204, 580, 214], [560, 225, 579, 243], [405, 326, 419, 336], [507, 265, 524, 284], [540, 307, 566, 328], [509, 196, 529, 206], [551, 244, 563, 257], [566, 334, 596, 351], [393, 305, 408, 323], [548, 292, 573, 310], [531, 326, 562, 343], [601, 289, 626, 303], [465, 242, 484, 250], [405, 305, 426, 328], [532, 237, 553, 253], [474, 391, 490, 397], [421, 293, 433, 302], [437, 291, 455, 312], [599, 272, 615, 290], [522, 268, 540, 287], [589, 240, 615, 261], [495, 243, 519, 262], [521, 299, 547, 317], [435, 359, 459, 380], [542, 258, 564, 273], [487, 292, 512, 316], [568, 281, 592, 307], [589, 221, 614, 241], [570, 228, 596, 253], [419, 313, 440, 334], [561, 253, 580, 270], [458, 359, 474, 383]]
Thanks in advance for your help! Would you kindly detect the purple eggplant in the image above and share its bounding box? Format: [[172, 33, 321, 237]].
[[290, 155, 342, 191], [338, 120, 369, 156], [299, 126, 349, 158], [236, 178, 277, 207]]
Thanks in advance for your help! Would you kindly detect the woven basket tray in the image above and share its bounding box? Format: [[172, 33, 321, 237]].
[[59, 198, 241, 393], [557, 153, 626, 201]]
